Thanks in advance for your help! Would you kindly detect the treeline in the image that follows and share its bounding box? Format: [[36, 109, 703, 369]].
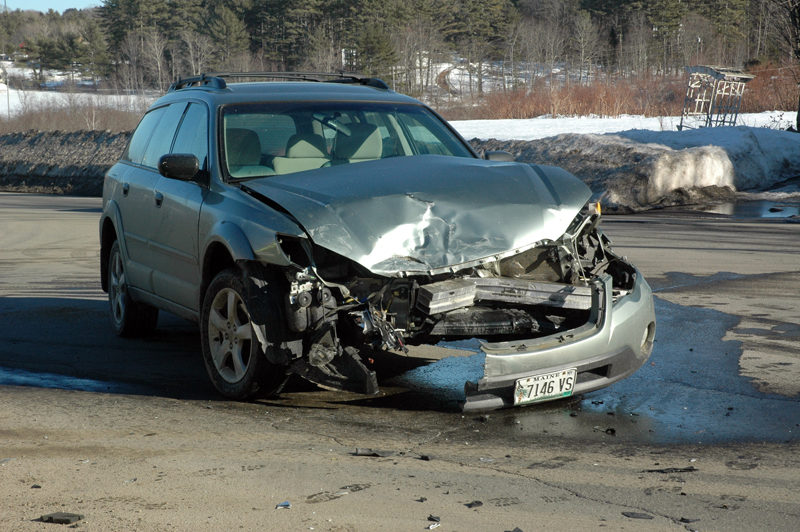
[[1, 0, 799, 101]]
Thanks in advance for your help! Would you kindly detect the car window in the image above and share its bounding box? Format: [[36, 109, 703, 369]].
[[221, 102, 474, 179], [225, 112, 296, 157], [125, 106, 164, 165], [171, 102, 208, 169], [140, 103, 187, 169], [396, 112, 467, 156]]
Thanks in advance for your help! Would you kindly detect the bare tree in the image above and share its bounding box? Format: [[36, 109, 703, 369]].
[[180, 30, 215, 75], [392, 18, 447, 97], [301, 25, 340, 73], [768, 0, 800, 62], [118, 32, 144, 93], [572, 11, 601, 84], [142, 29, 168, 92], [621, 13, 650, 78]]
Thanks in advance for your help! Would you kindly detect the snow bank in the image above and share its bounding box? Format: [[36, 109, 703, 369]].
[[458, 115, 800, 211]]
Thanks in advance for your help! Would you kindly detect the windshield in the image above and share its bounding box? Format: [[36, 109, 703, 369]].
[[221, 101, 474, 179]]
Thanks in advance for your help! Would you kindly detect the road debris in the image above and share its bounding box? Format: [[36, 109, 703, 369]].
[[39, 512, 84, 524], [426, 523, 440, 530], [427, 514, 440, 522], [353, 448, 395, 457], [622, 511, 653, 519], [275, 501, 291, 509], [340, 484, 370, 492], [465, 500, 483, 508], [643, 466, 698, 474]]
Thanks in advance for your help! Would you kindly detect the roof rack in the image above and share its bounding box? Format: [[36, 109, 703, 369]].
[[168, 72, 390, 92]]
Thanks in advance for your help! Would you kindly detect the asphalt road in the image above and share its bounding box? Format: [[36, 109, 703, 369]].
[[1, 192, 799, 531]]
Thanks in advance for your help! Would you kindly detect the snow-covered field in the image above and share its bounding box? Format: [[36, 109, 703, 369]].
[[0, 86, 154, 116], [451, 112, 797, 141]]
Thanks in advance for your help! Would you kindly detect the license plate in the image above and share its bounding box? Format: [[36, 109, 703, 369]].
[[514, 368, 577, 406]]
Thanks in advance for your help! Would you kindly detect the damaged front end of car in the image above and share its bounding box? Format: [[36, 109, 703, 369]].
[[239, 158, 655, 410]]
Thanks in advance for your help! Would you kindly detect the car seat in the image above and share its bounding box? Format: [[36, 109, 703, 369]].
[[226, 128, 275, 177], [333, 123, 383, 164], [272, 134, 331, 174]]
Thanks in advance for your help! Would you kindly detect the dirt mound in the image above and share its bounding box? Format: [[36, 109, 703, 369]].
[[0, 130, 130, 196]]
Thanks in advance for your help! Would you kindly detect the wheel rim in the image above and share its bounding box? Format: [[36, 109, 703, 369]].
[[108, 248, 126, 327], [208, 287, 254, 384]]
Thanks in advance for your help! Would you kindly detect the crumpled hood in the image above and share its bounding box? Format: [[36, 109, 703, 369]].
[[243, 155, 591, 275]]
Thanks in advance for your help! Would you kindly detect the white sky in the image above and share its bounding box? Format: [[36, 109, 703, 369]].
[[5, 1, 99, 13]]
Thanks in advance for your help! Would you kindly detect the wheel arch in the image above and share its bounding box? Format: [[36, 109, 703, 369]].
[[200, 221, 259, 309], [99, 202, 124, 293]]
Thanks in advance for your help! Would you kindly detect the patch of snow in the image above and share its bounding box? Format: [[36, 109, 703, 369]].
[[451, 112, 795, 141]]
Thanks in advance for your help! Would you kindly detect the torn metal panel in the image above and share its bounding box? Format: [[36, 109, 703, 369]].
[[415, 277, 591, 315], [242, 155, 591, 276]]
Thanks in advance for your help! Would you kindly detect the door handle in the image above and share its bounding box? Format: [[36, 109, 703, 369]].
[[154, 191, 164, 207], [122, 182, 130, 196]]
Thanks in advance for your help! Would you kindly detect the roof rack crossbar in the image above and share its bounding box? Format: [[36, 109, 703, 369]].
[[168, 74, 227, 92], [168, 72, 389, 92]]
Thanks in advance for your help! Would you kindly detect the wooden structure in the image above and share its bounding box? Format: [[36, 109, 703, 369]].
[[678, 66, 754, 130]]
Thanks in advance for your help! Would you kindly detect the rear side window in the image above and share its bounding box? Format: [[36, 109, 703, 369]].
[[171, 102, 208, 169], [141, 103, 187, 168], [125, 103, 187, 168], [125, 107, 164, 165]]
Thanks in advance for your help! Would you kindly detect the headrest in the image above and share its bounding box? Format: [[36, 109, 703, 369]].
[[335, 124, 382, 160], [226, 128, 261, 166], [286, 134, 328, 158]]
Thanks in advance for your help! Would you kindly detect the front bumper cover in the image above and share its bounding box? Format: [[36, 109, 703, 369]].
[[462, 271, 655, 411]]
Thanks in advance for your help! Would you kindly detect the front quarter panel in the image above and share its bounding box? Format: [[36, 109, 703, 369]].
[[198, 186, 307, 268]]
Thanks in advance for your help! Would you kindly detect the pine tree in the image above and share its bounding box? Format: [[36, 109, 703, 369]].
[[206, 4, 250, 68]]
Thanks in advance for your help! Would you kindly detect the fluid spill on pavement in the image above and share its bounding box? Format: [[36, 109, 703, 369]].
[[389, 348, 484, 405], [390, 296, 800, 444], [0, 366, 150, 394], [495, 298, 800, 444]]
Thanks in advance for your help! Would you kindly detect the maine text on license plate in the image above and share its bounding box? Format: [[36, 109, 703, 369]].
[[514, 368, 577, 405]]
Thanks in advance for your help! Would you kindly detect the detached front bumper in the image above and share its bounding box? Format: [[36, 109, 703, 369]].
[[462, 271, 655, 411]]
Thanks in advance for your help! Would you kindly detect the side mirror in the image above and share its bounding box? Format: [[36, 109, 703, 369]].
[[484, 150, 515, 162], [158, 153, 200, 181]]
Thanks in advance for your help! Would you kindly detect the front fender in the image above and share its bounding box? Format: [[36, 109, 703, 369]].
[[201, 219, 295, 266]]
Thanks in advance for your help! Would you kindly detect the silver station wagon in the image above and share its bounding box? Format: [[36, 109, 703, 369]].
[[99, 72, 655, 410]]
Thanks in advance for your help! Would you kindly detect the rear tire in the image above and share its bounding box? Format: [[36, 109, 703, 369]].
[[200, 268, 287, 399], [107, 240, 158, 337]]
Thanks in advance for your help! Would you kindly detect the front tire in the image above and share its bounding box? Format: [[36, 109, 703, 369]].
[[107, 240, 158, 337], [200, 268, 287, 399]]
